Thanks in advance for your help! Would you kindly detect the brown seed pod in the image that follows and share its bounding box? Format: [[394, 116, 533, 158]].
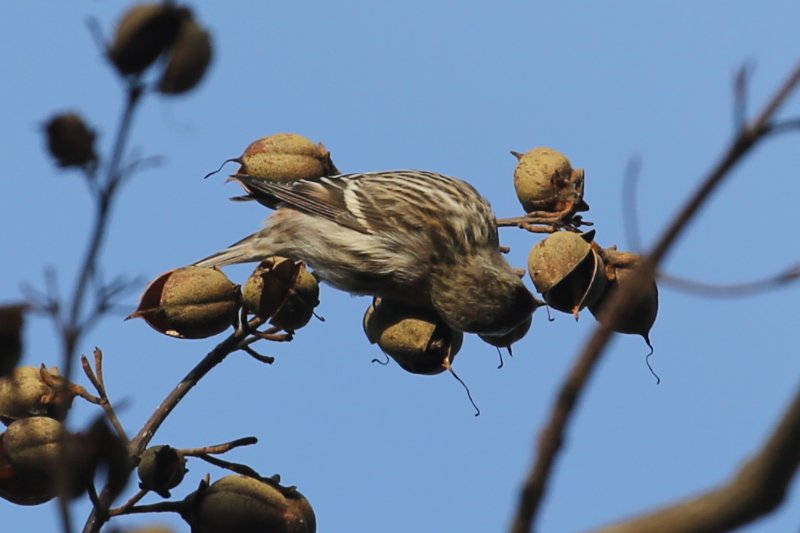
[[590, 250, 659, 347], [512, 147, 588, 216], [242, 258, 320, 331], [0, 366, 76, 426], [138, 445, 187, 497], [158, 17, 213, 95], [478, 314, 532, 350], [528, 231, 606, 317], [44, 113, 97, 168], [363, 299, 462, 375], [237, 133, 340, 183], [183, 475, 315, 533], [108, 3, 187, 75], [0, 417, 65, 505], [128, 267, 241, 339]]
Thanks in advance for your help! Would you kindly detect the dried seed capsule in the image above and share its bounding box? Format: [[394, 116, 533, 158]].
[[158, 17, 213, 95], [363, 299, 462, 375], [184, 475, 315, 533], [242, 258, 320, 331], [0, 417, 65, 505], [0, 366, 76, 425], [528, 231, 606, 317], [129, 267, 241, 339], [590, 250, 659, 347], [108, 3, 186, 75], [479, 315, 532, 350], [138, 445, 187, 497], [512, 147, 588, 216], [238, 133, 339, 182], [44, 113, 97, 168]]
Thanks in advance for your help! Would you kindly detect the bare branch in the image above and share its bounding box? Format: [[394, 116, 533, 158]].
[[594, 384, 800, 533], [659, 264, 800, 297], [80, 349, 129, 442], [82, 316, 265, 533], [195, 453, 263, 478], [180, 436, 259, 457], [509, 61, 800, 533], [108, 488, 148, 517]]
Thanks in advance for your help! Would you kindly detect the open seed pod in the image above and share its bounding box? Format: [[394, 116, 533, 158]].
[[242, 257, 320, 331], [512, 147, 588, 216], [183, 475, 315, 533], [108, 3, 187, 76], [129, 267, 241, 339], [478, 315, 532, 350], [528, 231, 606, 318], [158, 16, 213, 95], [0, 366, 76, 426], [363, 299, 462, 375], [138, 445, 187, 498], [590, 250, 659, 347], [237, 133, 339, 183]]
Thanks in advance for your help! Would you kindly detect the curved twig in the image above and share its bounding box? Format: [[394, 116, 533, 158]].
[[508, 61, 800, 533], [82, 317, 263, 533], [659, 264, 800, 297], [179, 436, 258, 457]]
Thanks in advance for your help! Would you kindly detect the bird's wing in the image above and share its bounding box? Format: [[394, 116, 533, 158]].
[[231, 171, 432, 234]]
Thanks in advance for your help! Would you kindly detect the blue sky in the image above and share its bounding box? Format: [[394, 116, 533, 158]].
[[2, 2, 799, 532]]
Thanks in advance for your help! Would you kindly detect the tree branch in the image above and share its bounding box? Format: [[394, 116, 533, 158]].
[[594, 383, 800, 533], [509, 61, 800, 533]]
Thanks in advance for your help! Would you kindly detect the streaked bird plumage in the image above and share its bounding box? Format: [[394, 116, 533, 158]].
[[195, 170, 535, 335]]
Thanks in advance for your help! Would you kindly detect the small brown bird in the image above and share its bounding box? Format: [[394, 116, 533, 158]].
[[195, 170, 536, 336]]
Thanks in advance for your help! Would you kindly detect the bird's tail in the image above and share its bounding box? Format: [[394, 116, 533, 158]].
[[193, 231, 266, 268]]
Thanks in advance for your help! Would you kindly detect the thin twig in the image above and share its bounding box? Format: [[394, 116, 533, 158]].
[[80, 350, 129, 442], [242, 345, 276, 364], [196, 453, 262, 478], [108, 488, 148, 517], [508, 61, 800, 533], [61, 82, 144, 391], [179, 436, 258, 457], [109, 500, 184, 516], [82, 317, 264, 533], [659, 264, 800, 298], [762, 116, 800, 136]]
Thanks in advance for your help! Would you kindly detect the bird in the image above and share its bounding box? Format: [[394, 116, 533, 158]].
[[194, 170, 536, 336]]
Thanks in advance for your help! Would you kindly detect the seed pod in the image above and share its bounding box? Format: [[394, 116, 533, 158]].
[[242, 258, 320, 331], [44, 113, 97, 168], [183, 475, 315, 533], [363, 299, 462, 375], [129, 267, 241, 339], [138, 445, 187, 497], [108, 3, 186, 75], [0, 417, 64, 505], [0, 366, 76, 425], [237, 133, 340, 183], [590, 250, 659, 347], [478, 315, 532, 349], [158, 17, 213, 95], [512, 147, 588, 216], [528, 231, 606, 317]]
